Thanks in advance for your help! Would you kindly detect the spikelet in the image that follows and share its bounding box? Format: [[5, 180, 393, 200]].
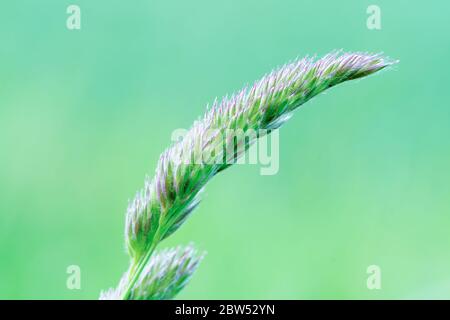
[[100, 245, 204, 300]]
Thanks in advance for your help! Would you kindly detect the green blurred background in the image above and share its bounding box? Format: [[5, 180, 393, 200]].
[[1, 0, 449, 299]]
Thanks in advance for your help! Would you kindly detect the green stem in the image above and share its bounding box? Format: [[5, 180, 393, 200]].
[[121, 236, 161, 300]]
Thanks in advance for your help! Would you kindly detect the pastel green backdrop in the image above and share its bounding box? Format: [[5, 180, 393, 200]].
[[1, 0, 449, 299]]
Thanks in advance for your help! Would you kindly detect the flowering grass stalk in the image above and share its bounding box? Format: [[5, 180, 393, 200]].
[[101, 51, 396, 300]]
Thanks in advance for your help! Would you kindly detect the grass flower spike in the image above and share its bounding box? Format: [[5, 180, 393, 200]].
[[102, 51, 396, 300], [100, 245, 204, 300]]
